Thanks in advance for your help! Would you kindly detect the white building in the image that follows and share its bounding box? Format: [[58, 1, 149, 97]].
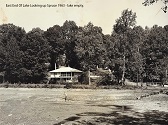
[[49, 66, 82, 83]]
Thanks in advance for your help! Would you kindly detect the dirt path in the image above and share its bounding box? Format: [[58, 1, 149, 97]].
[[0, 88, 168, 125]]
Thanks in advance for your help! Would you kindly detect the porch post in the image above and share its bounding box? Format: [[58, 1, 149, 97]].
[[71, 72, 72, 80]]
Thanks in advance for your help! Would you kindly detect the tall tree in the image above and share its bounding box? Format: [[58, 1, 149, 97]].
[[0, 24, 26, 83], [113, 9, 137, 85], [0, 42, 6, 73], [126, 26, 145, 82], [20, 28, 50, 83], [75, 22, 107, 71], [61, 20, 79, 68], [142, 25, 168, 83], [44, 25, 64, 69], [5, 36, 23, 83], [103, 34, 115, 69], [45, 21, 79, 69]]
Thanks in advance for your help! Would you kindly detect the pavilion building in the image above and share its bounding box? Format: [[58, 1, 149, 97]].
[[49, 66, 82, 83]]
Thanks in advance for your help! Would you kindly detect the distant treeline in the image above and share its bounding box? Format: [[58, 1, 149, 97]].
[[0, 9, 168, 84]]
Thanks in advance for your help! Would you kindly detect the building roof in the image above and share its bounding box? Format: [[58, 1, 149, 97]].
[[49, 66, 82, 73]]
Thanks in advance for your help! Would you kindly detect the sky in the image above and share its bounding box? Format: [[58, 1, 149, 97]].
[[0, 0, 167, 34]]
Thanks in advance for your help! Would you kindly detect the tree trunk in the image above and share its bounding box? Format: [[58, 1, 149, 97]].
[[164, 69, 167, 87], [121, 55, 125, 86], [88, 70, 91, 85]]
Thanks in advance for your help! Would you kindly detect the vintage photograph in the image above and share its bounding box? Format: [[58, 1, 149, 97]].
[[0, 0, 168, 125]]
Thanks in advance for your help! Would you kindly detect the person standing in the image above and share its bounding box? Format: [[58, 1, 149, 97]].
[[64, 92, 67, 102]]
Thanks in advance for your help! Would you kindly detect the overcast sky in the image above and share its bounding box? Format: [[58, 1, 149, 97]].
[[0, 0, 167, 34]]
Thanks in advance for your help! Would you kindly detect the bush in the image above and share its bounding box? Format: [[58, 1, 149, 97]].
[[64, 83, 73, 89], [4, 83, 9, 88]]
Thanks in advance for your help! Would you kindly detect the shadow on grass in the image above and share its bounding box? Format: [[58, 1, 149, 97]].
[[53, 116, 80, 125], [53, 105, 168, 125]]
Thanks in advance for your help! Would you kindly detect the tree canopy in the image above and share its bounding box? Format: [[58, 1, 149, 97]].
[[0, 10, 168, 85]]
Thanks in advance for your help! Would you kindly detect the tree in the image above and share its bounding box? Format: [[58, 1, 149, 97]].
[[0, 24, 26, 46], [45, 21, 79, 69], [0, 43, 6, 73], [5, 36, 23, 83], [20, 28, 50, 83], [113, 9, 136, 34], [75, 22, 107, 71], [0, 24, 26, 83], [113, 9, 137, 85], [61, 20, 79, 68], [103, 34, 115, 69], [126, 26, 145, 82], [142, 0, 168, 13], [44, 25, 64, 69], [142, 25, 168, 84]]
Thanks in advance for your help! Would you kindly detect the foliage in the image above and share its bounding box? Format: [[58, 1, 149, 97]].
[[142, 25, 168, 83], [113, 9, 137, 85], [20, 28, 50, 83], [0, 11, 168, 85], [5, 36, 23, 83], [61, 20, 79, 68], [126, 26, 145, 82], [113, 9, 136, 34], [75, 22, 107, 71], [44, 21, 79, 69], [0, 24, 26, 83], [142, 0, 168, 13]]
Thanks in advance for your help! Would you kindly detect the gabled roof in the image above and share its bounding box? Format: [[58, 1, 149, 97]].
[[49, 66, 82, 73]]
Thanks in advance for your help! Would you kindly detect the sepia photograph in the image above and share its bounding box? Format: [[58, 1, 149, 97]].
[[0, 0, 168, 125]]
